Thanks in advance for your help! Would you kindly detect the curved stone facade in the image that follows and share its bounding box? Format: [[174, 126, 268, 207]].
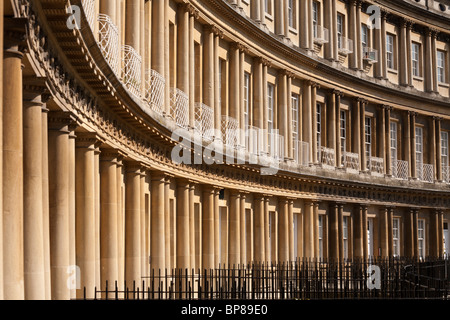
[[0, 0, 449, 300]]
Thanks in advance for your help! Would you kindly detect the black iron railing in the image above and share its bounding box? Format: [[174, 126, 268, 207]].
[[86, 257, 449, 300]]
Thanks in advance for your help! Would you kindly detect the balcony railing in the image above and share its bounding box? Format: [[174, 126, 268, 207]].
[[169, 88, 189, 129], [268, 131, 284, 162], [81, 0, 96, 32], [369, 156, 384, 175], [363, 47, 378, 64], [195, 103, 214, 141], [221, 115, 239, 148], [313, 25, 329, 44], [144, 69, 165, 116], [293, 140, 310, 166], [422, 164, 434, 183], [122, 45, 142, 97], [246, 126, 265, 157], [442, 165, 450, 183], [342, 152, 360, 172], [320, 147, 335, 167], [393, 160, 409, 180], [338, 36, 354, 55], [98, 14, 121, 76]]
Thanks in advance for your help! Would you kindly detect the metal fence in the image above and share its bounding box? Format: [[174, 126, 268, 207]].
[[87, 258, 449, 301]]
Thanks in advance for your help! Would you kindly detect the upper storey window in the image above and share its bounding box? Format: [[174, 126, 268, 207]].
[[287, 0, 296, 29], [437, 50, 446, 83], [313, 1, 319, 37], [337, 13, 344, 49], [264, 0, 273, 16], [386, 34, 396, 70], [412, 42, 421, 77]]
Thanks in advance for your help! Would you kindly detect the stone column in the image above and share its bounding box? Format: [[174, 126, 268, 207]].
[[48, 112, 73, 300], [379, 207, 389, 258], [164, 175, 171, 271], [99, 149, 119, 297], [188, 6, 198, 129], [189, 183, 196, 270], [334, 91, 343, 167], [125, 0, 141, 52], [125, 162, 142, 286], [352, 98, 361, 166], [3, 23, 25, 300], [387, 208, 394, 257], [152, 0, 165, 103], [202, 186, 215, 270], [151, 171, 165, 272], [230, 42, 240, 136], [278, 198, 289, 263], [253, 57, 264, 133], [240, 193, 247, 264], [303, 200, 315, 259], [254, 195, 265, 263], [176, 179, 190, 270], [213, 188, 220, 268], [300, 0, 310, 49], [360, 99, 367, 172], [0, 2, 4, 300], [23, 81, 46, 300], [403, 111, 412, 178], [329, 203, 340, 261], [42, 102, 51, 300], [275, 0, 286, 37], [311, 82, 318, 164], [348, 0, 358, 69], [229, 190, 241, 266], [75, 133, 98, 299], [404, 209, 415, 258], [288, 199, 294, 262], [323, 0, 334, 60], [378, 105, 386, 173], [338, 204, 344, 262], [435, 117, 442, 181], [353, 205, 365, 260], [177, 3, 190, 108], [278, 71, 288, 157], [405, 21, 413, 86], [410, 112, 417, 179], [251, 0, 261, 23], [203, 26, 216, 134], [399, 19, 409, 86], [302, 81, 312, 164], [385, 106, 393, 176], [264, 197, 270, 263], [68, 123, 77, 300], [116, 156, 125, 294]]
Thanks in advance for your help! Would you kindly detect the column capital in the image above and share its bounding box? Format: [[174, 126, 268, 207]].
[[4, 17, 28, 57], [48, 111, 78, 133], [181, 2, 200, 19], [204, 24, 224, 39], [75, 132, 102, 149], [332, 89, 344, 98], [381, 104, 394, 111], [408, 110, 418, 118], [256, 56, 272, 68], [99, 148, 122, 163]]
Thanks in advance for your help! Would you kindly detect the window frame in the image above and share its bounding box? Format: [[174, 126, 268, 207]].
[[437, 50, 446, 84], [386, 33, 396, 70], [411, 42, 422, 78]]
